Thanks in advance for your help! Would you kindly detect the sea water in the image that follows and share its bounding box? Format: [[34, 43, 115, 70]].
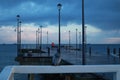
[[0, 44, 18, 71], [0, 44, 120, 80], [0, 44, 120, 70]]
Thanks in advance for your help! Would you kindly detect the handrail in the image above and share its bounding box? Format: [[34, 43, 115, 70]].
[[0, 65, 120, 80], [0, 66, 14, 80]]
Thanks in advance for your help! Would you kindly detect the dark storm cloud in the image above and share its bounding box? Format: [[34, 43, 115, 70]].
[[85, 0, 120, 30], [0, 0, 47, 8], [0, 0, 120, 30], [0, 0, 24, 8]]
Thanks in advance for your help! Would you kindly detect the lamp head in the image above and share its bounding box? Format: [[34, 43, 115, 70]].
[[57, 3, 62, 10], [16, 15, 20, 20]]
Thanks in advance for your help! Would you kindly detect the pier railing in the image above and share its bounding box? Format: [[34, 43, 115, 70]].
[[0, 65, 120, 80]]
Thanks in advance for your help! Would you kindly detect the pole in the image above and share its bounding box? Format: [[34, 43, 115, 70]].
[[19, 21, 22, 51], [40, 26, 42, 52], [47, 31, 48, 48], [69, 30, 71, 51], [79, 32, 81, 50], [76, 29, 78, 50], [38, 28, 40, 49], [58, 8, 61, 55], [36, 31, 38, 49], [82, 0, 86, 65], [16, 15, 20, 56]]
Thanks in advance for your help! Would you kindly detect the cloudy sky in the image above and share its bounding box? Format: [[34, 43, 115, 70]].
[[0, 0, 120, 44]]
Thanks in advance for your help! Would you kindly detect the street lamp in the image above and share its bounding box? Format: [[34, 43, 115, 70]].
[[57, 3, 62, 10], [47, 31, 48, 48], [76, 29, 78, 50], [36, 30, 38, 49], [69, 30, 71, 51], [82, 0, 86, 65], [16, 15, 20, 55], [19, 21, 22, 50], [57, 3, 62, 54], [79, 32, 81, 50], [40, 26, 42, 53]]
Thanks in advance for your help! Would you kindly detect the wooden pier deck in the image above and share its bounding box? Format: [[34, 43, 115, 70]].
[[15, 48, 120, 80], [50, 48, 120, 65]]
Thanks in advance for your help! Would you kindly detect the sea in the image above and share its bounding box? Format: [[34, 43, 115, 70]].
[[0, 44, 120, 80]]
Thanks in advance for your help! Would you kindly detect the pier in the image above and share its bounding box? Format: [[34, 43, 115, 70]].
[[11, 46, 120, 80], [0, 0, 120, 80], [1, 2, 120, 79]]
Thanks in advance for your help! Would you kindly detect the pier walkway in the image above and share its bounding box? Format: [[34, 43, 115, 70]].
[[1, 48, 120, 80], [48, 48, 120, 65], [12, 47, 120, 80]]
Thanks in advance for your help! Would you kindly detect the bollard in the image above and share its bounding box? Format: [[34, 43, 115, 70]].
[[28, 74, 34, 80], [113, 48, 116, 54], [119, 48, 120, 54], [119, 48, 120, 58], [89, 47, 91, 56], [48, 47, 50, 56], [65, 75, 71, 80], [107, 47, 110, 56]]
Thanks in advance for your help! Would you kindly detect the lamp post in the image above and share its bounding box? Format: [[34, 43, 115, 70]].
[[69, 30, 71, 51], [85, 26, 87, 53], [36, 30, 38, 49], [38, 28, 40, 49], [76, 29, 78, 50], [16, 15, 20, 55], [79, 32, 81, 50], [57, 3, 62, 55], [40, 26, 42, 53], [47, 31, 48, 48], [82, 0, 86, 65], [19, 21, 22, 50]]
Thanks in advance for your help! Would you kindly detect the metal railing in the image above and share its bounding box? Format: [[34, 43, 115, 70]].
[[0, 65, 120, 80]]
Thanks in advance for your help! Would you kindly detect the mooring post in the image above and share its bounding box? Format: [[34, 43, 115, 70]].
[[113, 48, 116, 54], [89, 47, 91, 56], [48, 47, 50, 56], [119, 48, 120, 58], [113, 71, 120, 80], [107, 47, 110, 56], [28, 74, 34, 80]]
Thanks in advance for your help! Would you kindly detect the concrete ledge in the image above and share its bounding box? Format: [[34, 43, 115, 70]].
[[1, 65, 120, 80]]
